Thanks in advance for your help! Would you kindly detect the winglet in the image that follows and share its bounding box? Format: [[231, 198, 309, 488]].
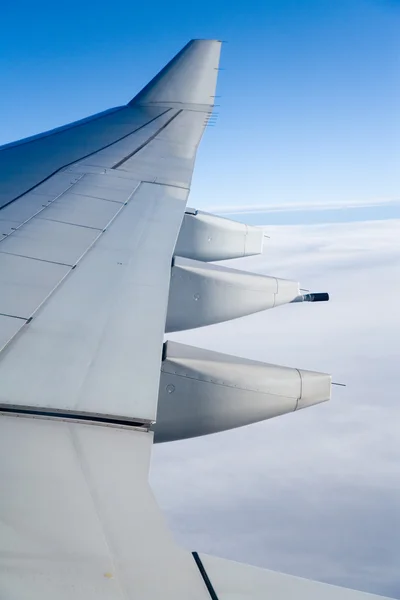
[[129, 39, 222, 107]]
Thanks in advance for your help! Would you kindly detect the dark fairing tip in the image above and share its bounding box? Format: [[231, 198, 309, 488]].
[[305, 292, 330, 302]]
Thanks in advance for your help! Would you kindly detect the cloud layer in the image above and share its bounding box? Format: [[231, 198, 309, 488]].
[[151, 218, 400, 598], [203, 198, 400, 215]]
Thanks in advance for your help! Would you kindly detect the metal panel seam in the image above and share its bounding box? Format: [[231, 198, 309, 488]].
[[112, 110, 183, 169], [161, 367, 299, 397], [44, 185, 135, 269], [0, 174, 86, 241], [0, 316, 29, 355], [0, 182, 142, 323], [141, 180, 189, 191], [0, 108, 171, 209], [0, 250, 74, 267], [67, 190, 129, 204], [0, 410, 148, 431], [0, 258, 73, 320], [0, 405, 151, 428], [0, 312, 27, 321], [38, 217, 104, 232]]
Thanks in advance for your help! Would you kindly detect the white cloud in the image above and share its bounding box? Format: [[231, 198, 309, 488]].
[[151, 218, 400, 599], [203, 199, 400, 215]]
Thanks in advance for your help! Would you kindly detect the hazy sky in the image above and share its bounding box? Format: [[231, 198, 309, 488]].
[[1, 0, 399, 207]]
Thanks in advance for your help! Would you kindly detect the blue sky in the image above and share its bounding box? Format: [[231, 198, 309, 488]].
[[1, 0, 398, 208]]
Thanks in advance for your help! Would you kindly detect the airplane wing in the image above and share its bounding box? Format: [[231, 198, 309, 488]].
[[0, 40, 390, 599]]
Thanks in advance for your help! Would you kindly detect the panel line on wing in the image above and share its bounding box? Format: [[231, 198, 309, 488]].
[[0, 249, 74, 267], [1, 108, 172, 209], [0, 313, 28, 321], [67, 190, 128, 204], [0, 219, 102, 266], [161, 361, 299, 397], [0, 177, 142, 337], [0, 176, 86, 240], [141, 180, 190, 190], [112, 110, 183, 169], [37, 217, 105, 232], [0, 405, 150, 428]]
